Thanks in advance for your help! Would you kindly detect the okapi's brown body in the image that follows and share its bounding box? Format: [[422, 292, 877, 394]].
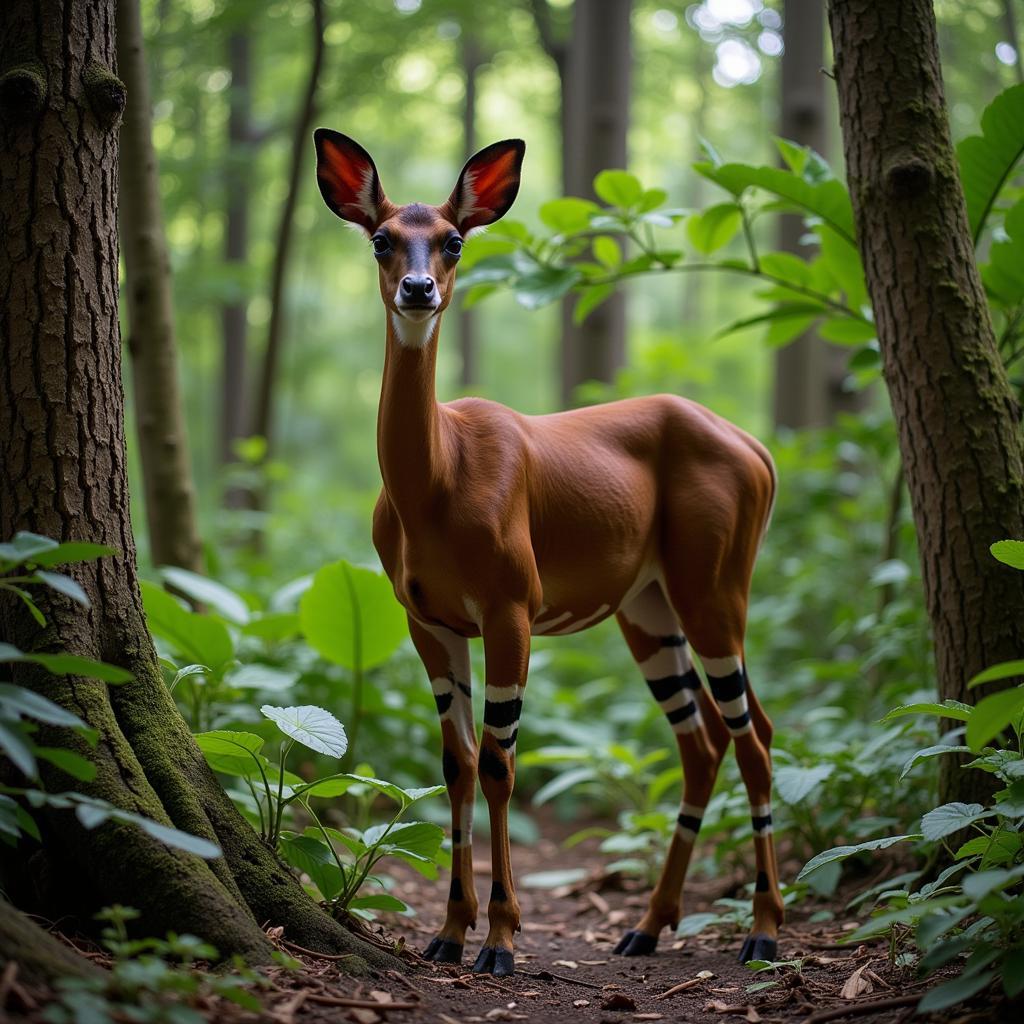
[[314, 130, 784, 977]]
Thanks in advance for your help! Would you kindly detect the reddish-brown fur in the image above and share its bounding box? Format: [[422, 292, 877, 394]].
[[314, 130, 784, 976]]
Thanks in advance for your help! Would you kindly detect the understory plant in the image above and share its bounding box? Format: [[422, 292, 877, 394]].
[[795, 541, 1024, 1012]]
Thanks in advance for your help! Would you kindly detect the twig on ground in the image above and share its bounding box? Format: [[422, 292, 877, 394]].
[[516, 968, 603, 990], [279, 939, 364, 962], [801, 994, 921, 1024], [303, 993, 419, 1010]]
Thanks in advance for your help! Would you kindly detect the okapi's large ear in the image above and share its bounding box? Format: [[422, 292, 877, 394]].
[[445, 139, 525, 236], [313, 128, 386, 235]]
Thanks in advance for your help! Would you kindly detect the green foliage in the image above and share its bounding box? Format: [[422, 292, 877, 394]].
[[42, 905, 274, 1024]]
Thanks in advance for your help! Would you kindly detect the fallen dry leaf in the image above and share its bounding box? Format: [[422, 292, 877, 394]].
[[573, 999, 590, 1007], [586, 890, 611, 915], [483, 1009, 527, 1021], [578, 959, 607, 965], [368, 991, 392, 1003], [601, 993, 638, 1012], [839, 962, 874, 1000], [553, 959, 579, 969]]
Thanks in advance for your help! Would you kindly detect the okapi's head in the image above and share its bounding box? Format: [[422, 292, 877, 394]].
[[313, 129, 525, 346]]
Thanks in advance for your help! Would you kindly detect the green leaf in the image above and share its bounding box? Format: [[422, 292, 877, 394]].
[[0, 532, 58, 564], [957, 83, 1024, 242], [0, 645, 131, 683], [593, 170, 644, 208], [990, 539, 1024, 570], [592, 235, 621, 268], [766, 314, 818, 348], [514, 266, 582, 309], [261, 704, 348, 757], [299, 560, 407, 671], [573, 283, 615, 325], [817, 318, 877, 345], [1003, 949, 1024, 997], [520, 868, 588, 890], [881, 700, 973, 723], [0, 721, 37, 778], [966, 687, 1024, 750], [194, 731, 266, 778], [774, 763, 834, 804], [347, 892, 407, 912], [141, 581, 234, 670], [715, 303, 824, 340], [921, 802, 991, 841], [458, 236, 517, 271], [916, 971, 996, 1013], [676, 912, 721, 937], [539, 197, 600, 234], [34, 747, 96, 782], [159, 567, 250, 624], [970, 659, 1024, 687], [693, 162, 856, 244], [900, 744, 971, 781], [686, 203, 742, 254], [34, 571, 90, 607], [278, 833, 343, 900], [960, 865, 1024, 900], [240, 612, 301, 642], [796, 835, 920, 882], [638, 188, 668, 212], [0, 683, 89, 729], [533, 766, 598, 806], [379, 821, 445, 861]]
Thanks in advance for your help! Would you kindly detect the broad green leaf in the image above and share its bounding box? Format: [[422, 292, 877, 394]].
[[676, 912, 721, 937], [261, 704, 348, 757], [960, 865, 1024, 900], [881, 700, 973, 723], [714, 303, 824, 339], [796, 835, 920, 882], [573, 283, 614, 325], [846, 896, 960, 942], [990, 539, 1024, 570], [520, 868, 588, 890], [0, 646, 131, 684], [533, 766, 598, 806], [141, 581, 234, 670], [921, 802, 991, 841], [594, 170, 644, 208], [160, 567, 251, 624], [970, 660, 1024, 687], [278, 833, 343, 899], [686, 203, 742, 254], [170, 664, 208, 691], [400, 784, 446, 804], [461, 282, 499, 308], [0, 532, 58, 564], [592, 235, 621, 268], [240, 612, 301, 642], [34, 571, 90, 607], [458, 236, 517, 271], [514, 266, 582, 309], [35, 747, 96, 781], [347, 892, 407, 912], [638, 188, 668, 212], [28, 542, 116, 568], [766, 313, 818, 348], [539, 197, 600, 234], [774, 136, 834, 183], [817, 318, 877, 345], [774, 763, 834, 804], [0, 721, 37, 778], [916, 970, 997, 1013], [227, 663, 298, 692], [299, 560, 407, 671], [194, 730, 265, 757], [379, 820, 445, 860], [900, 744, 971, 781], [966, 687, 1024, 750], [0, 683, 89, 729], [957, 82, 1024, 242], [816, 223, 868, 309], [694, 162, 856, 244]]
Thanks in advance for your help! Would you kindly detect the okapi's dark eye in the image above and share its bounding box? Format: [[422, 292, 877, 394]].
[[371, 234, 391, 257], [444, 236, 463, 259]]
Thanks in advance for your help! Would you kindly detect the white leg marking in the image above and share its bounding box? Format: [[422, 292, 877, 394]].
[[551, 602, 611, 635], [425, 624, 475, 752], [702, 654, 743, 676], [532, 610, 572, 635]]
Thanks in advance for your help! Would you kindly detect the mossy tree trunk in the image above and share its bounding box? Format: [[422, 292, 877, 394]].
[[117, 0, 204, 572], [0, 0, 392, 973], [827, 0, 1024, 804]]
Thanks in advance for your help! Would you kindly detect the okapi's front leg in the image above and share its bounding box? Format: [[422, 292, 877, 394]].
[[473, 605, 530, 977], [408, 618, 478, 965]]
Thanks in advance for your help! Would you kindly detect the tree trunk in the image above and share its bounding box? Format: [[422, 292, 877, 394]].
[[458, 34, 482, 391], [251, 0, 325, 457], [117, 0, 203, 571], [1003, 0, 1023, 85], [559, 0, 631, 406], [0, 0, 392, 972], [827, 0, 1024, 805], [221, 31, 252, 473]]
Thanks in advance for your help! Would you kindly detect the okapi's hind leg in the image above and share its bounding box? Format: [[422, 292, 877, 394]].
[[408, 618, 479, 965], [612, 583, 730, 957]]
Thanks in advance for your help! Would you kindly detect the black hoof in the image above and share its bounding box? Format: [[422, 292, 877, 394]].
[[472, 945, 515, 976], [738, 933, 777, 964], [613, 930, 658, 956], [423, 936, 464, 964]]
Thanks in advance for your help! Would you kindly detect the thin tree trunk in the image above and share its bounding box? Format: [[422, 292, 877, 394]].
[[1003, 0, 1024, 85], [559, 0, 631, 406], [117, 0, 203, 571], [827, 0, 1024, 805], [251, 0, 325, 457], [221, 31, 252, 471], [0, 0, 392, 971], [458, 34, 482, 390]]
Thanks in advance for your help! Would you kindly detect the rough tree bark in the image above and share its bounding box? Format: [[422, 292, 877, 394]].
[[221, 31, 253, 470], [117, 0, 204, 572], [560, 0, 631, 406], [530, 0, 631, 407], [827, 0, 1024, 804], [251, 0, 325, 456], [458, 33, 482, 390], [0, 0, 392, 972]]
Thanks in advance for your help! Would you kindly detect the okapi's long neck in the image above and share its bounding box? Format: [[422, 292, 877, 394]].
[[377, 313, 452, 514]]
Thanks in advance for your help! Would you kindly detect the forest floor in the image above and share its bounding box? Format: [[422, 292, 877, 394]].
[[6, 824, 1008, 1024]]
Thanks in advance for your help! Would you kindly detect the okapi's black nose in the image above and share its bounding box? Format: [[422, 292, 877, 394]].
[[400, 275, 435, 303]]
